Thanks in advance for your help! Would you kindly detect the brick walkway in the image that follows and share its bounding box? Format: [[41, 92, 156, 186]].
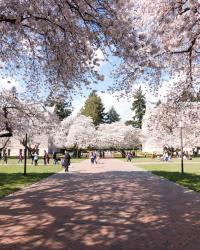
[[0, 159, 200, 250]]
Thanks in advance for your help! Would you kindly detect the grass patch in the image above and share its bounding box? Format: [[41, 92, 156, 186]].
[[130, 158, 200, 192], [0, 158, 86, 198], [151, 171, 200, 192], [0, 172, 57, 197]]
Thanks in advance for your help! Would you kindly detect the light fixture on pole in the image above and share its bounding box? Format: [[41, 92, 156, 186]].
[[23, 133, 28, 175], [179, 121, 184, 174]]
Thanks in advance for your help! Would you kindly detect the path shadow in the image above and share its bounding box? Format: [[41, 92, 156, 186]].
[[0, 171, 200, 250]]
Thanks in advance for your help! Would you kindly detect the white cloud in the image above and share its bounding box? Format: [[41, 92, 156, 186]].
[[98, 92, 132, 121]]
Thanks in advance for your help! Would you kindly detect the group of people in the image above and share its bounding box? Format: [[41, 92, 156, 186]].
[[89, 151, 107, 165], [17, 150, 48, 166], [155, 150, 193, 162]]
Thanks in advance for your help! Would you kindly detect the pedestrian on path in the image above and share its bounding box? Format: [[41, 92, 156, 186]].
[[90, 152, 95, 165], [127, 152, 133, 162], [64, 151, 71, 172], [93, 151, 97, 164]]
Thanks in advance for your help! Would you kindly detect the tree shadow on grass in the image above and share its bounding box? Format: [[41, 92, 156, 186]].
[[151, 171, 200, 192], [0, 173, 55, 198]]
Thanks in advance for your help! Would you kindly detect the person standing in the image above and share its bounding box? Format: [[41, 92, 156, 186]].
[[34, 152, 38, 166], [64, 151, 71, 172], [44, 150, 48, 165], [47, 153, 50, 164], [3, 151, 7, 164], [53, 152, 57, 165]]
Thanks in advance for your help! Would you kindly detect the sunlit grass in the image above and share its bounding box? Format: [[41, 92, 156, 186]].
[[130, 157, 200, 192], [0, 158, 85, 197]]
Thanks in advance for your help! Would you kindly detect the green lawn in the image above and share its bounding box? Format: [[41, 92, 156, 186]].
[[0, 158, 85, 198], [130, 157, 200, 192]]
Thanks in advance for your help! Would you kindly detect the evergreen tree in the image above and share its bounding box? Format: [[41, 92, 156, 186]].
[[155, 99, 162, 107], [106, 106, 120, 123], [45, 93, 72, 120], [125, 120, 133, 126], [54, 101, 72, 120], [191, 90, 200, 102], [80, 91, 105, 126], [179, 88, 200, 102], [131, 86, 146, 128]]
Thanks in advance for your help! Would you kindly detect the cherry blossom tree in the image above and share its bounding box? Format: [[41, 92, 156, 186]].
[[142, 102, 200, 152], [54, 115, 95, 155], [0, 0, 136, 98], [1, 0, 200, 102], [94, 122, 141, 150], [114, 0, 200, 102], [0, 89, 58, 152], [54, 116, 141, 155]]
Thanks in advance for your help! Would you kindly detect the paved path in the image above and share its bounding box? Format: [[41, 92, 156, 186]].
[[0, 159, 200, 250]]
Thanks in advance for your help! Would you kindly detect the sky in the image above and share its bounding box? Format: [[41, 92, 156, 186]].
[[71, 50, 172, 121], [0, 49, 172, 121]]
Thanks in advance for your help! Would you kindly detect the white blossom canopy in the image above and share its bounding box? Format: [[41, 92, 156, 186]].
[[0, 0, 137, 98], [142, 102, 200, 150], [94, 122, 141, 149], [54, 115, 95, 149], [114, 0, 200, 101], [0, 89, 58, 150], [54, 117, 141, 150]]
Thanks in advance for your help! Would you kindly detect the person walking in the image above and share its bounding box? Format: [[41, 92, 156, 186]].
[[93, 151, 97, 164], [64, 151, 71, 172], [18, 152, 23, 164], [90, 152, 95, 165], [34, 152, 38, 166], [127, 152, 133, 162]]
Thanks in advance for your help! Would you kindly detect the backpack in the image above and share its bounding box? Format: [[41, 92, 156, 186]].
[[61, 159, 65, 167]]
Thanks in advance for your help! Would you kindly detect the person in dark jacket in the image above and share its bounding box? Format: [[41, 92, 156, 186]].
[[64, 151, 71, 172], [53, 152, 57, 165]]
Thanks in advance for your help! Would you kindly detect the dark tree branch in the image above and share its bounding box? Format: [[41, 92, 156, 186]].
[[0, 138, 10, 151]]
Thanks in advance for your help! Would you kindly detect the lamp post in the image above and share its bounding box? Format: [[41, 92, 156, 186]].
[[179, 121, 184, 174], [23, 133, 28, 176]]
